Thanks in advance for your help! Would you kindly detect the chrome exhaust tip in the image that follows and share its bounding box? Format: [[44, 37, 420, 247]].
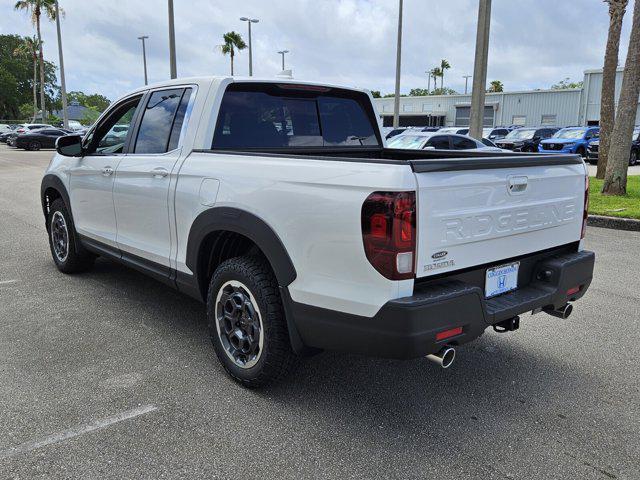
[[545, 303, 573, 320], [426, 346, 456, 369]]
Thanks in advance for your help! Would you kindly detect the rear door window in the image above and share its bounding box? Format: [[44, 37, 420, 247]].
[[212, 83, 380, 149], [426, 136, 450, 149], [451, 136, 478, 150], [134, 88, 186, 154]]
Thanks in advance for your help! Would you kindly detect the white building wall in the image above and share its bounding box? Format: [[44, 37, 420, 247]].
[[374, 68, 640, 129], [374, 89, 581, 128]]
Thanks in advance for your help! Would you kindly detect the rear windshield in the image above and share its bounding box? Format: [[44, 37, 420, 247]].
[[212, 83, 380, 149]]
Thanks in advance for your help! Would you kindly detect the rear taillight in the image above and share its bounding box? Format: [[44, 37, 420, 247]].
[[581, 174, 589, 239], [361, 191, 416, 280]]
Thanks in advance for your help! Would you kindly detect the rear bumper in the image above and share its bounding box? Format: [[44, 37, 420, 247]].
[[286, 250, 595, 359]]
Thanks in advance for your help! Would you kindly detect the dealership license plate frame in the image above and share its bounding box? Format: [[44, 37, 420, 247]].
[[485, 261, 520, 298]]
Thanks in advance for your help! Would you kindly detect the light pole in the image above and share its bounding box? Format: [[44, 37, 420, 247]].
[[463, 75, 472, 94], [393, 0, 403, 128], [54, 0, 68, 129], [138, 35, 149, 85], [168, 0, 177, 79], [469, 0, 492, 140], [240, 17, 259, 76], [277, 50, 289, 71]]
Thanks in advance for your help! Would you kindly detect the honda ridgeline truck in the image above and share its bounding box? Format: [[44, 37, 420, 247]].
[[41, 77, 595, 387]]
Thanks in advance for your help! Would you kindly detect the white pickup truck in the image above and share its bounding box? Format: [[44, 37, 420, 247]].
[[42, 77, 594, 387]]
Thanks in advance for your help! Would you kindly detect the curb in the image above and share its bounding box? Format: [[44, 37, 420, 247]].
[[587, 215, 640, 232]]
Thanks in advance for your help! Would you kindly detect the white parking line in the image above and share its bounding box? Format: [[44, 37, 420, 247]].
[[0, 280, 18, 285], [0, 404, 158, 460]]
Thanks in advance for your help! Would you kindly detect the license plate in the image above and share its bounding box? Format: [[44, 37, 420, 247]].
[[485, 262, 520, 298]]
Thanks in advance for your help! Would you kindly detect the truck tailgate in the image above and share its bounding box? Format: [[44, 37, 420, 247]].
[[411, 157, 587, 278]]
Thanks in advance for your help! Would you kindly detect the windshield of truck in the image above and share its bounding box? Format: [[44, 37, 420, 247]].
[[387, 135, 429, 149], [553, 128, 588, 139], [505, 128, 536, 140], [212, 83, 380, 149]]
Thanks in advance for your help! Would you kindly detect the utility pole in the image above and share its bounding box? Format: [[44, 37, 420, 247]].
[[240, 17, 259, 76], [469, 0, 491, 140], [54, 0, 68, 129], [463, 75, 472, 94], [393, 0, 403, 128], [138, 36, 149, 85], [168, 0, 177, 79], [277, 50, 289, 71]]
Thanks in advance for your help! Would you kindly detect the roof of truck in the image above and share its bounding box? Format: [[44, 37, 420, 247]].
[[127, 76, 368, 96]]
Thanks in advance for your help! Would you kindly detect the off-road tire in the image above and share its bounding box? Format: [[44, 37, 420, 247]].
[[47, 198, 95, 273], [206, 256, 297, 388]]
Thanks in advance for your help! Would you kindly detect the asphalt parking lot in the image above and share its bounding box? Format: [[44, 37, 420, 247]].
[[0, 144, 639, 479]]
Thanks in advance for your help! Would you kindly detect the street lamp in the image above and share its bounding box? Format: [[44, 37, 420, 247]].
[[277, 50, 289, 71], [240, 17, 259, 76], [54, 0, 68, 128], [168, 0, 177, 78], [138, 35, 149, 85], [393, 0, 403, 128], [462, 75, 472, 94]]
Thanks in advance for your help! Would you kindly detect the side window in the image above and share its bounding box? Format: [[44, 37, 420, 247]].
[[451, 136, 478, 150], [85, 95, 143, 155], [426, 135, 450, 149], [167, 88, 192, 151], [134, 88, 184, 154]]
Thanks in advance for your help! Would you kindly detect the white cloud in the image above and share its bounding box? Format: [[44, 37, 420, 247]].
[[0, 0, 633, 100]]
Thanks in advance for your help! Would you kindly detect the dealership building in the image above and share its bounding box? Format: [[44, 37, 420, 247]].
[[373, 68, 640, 128]]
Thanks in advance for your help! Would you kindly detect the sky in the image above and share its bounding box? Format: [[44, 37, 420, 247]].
[[0, 0, 634, 101]]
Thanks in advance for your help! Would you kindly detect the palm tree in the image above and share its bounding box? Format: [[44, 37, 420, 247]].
[[597, 0, 629, 179], [13, 36, 41, 122], [603, 0, 640, 195], [218, 31, 247, 76], [439, 59, 451, 89], [14, 0, 58, 122], [487, 80, 504, 92], [431, 67, 442, 93]]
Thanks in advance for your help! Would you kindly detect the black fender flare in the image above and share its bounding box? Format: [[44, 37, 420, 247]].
[[185, 207, 297, 288], [40, 174, 71, 227]]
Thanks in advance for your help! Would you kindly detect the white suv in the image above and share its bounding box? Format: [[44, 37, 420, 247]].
[[41, 77, 595, 386]]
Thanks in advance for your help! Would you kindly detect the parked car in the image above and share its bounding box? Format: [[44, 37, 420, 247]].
[[387, 132, 505, 152], [483, 127, 513, 141], [42, 76, 594, 386], [381, 126, 409, 139], [5, 123, 54, 146], [14, 128, 71, 150], [495, 127, 559, 152], [0, 123, 14, 134], [0, 131, 14, 143], [587, 126, 640, 166], [539, 127, 599, 157], [437, 126, 469, 135]]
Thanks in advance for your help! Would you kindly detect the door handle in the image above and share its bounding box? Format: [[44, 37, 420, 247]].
[[101, 166, 114, 176], [152, 168, 169, 178]]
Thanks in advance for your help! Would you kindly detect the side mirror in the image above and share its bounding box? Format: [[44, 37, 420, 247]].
[[424, 145, 436, 150], [56, 134, 83, 157]]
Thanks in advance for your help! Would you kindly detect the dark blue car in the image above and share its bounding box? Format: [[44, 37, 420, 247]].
[[538, 126, 599, 157]]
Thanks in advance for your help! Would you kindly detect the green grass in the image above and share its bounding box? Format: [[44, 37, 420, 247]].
[[589, 176, 640, 219]]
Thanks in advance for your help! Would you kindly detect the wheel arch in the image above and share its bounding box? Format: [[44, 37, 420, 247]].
[[41, 174, 71, 229], [186, 207, 297, 299]]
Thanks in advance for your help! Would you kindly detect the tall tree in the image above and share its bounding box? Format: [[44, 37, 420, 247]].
[[218, 31, 247, 76], [487, 80, 504, 92], [13, 35, 40, 122], [439, 59, 451, 89], [603, 0, 640, 195], [431, 67, 442, 93], [14, 0, 58, 121], [597, 0, 629, 179]]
